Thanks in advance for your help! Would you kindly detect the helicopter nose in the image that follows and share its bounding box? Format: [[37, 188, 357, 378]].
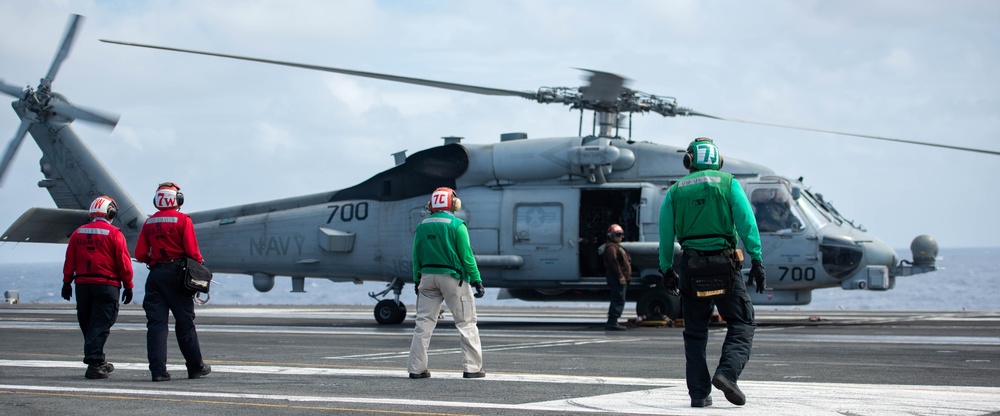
[[862, 237, 899, 275]]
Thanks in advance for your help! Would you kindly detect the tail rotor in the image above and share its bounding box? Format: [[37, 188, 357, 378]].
[[0, 14, 119, 186]]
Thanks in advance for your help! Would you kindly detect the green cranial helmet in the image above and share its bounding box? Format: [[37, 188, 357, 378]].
[[683, 137, 723, 171]]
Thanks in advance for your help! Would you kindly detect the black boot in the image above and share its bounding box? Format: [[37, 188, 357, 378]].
[[605, 318, 626, 331]]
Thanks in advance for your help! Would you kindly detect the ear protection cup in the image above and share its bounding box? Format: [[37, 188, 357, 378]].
[[106, 203, 118, 221], [452, 196, 461, 211], [176, 191, 184, 207], [683, 151, 693, 170]]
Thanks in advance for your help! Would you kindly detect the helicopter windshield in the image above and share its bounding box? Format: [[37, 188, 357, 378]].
[[750, 187, 804, 233], [795, 191, 835, 229]]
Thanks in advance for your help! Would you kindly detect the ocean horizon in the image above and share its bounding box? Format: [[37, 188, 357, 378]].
[[2, 247, 996, 312]]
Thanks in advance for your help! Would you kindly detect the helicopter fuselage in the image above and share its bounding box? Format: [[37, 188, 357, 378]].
[[179, 134, 927, 315]]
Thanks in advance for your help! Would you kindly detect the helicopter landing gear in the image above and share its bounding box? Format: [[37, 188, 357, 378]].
[[637, 288, 682, 321], [369, 278, 407, 325], [374, 299, 407, 325]]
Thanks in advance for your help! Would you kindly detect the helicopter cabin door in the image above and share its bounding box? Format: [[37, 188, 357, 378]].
[[500, 187, 580, 281], [578, 188, 643, 279]]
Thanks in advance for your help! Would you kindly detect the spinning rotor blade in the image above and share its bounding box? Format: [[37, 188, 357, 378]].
[[50, 101, 120, 129], [101, 39, 996, 156], [577, 69, 627, 103], [44, 14, 83, 85], [0, 121, 32, 186], [0, 79, 26, 98], [691, 112, 1000, 156], [100, 40, 539, 99]]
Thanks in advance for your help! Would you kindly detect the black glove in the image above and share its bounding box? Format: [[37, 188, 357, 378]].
[[662, 268, 679, 296], [61, 283, 72, 301], [122, 288, 133, 304], [748, 259, 766, 294], [473, 281, 485, 298], [414, 281, 420, 296]]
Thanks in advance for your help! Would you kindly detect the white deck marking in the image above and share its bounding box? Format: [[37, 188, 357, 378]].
[[325, 338, 641, 360], [2, 359, 999, 415]]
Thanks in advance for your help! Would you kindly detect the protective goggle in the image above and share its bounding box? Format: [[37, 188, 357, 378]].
[[609, 232, 624, 238], [157, 181, 181, 191]]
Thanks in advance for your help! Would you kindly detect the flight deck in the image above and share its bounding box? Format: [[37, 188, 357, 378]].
[[1, 304, 998, 415]]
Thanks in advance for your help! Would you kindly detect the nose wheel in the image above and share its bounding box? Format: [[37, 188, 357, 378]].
[[637, 288, 682, 321], [374, 299, 407, 324], [370, 277, 407, 324]]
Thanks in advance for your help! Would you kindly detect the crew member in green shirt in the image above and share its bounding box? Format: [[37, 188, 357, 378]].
[[407, 187, 486, 379], [659, 138, 766, 407]]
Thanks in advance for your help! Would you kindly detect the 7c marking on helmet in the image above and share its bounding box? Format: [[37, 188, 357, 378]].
[[428, 187, 461, 212]]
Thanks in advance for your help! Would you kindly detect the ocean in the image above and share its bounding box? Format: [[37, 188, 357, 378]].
[[2, 247, 996, 312]]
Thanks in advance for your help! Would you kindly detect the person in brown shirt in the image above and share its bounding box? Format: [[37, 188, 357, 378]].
[[602, 224, 632, 330]]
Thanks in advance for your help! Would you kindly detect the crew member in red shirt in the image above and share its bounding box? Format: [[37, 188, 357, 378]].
[[135, 181, 210, 382], [62, 195, 134, 379]]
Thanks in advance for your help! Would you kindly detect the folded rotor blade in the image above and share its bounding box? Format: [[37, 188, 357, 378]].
[[100, 39, 538, 99], [0, 120, 32, 186], [0, 79, 26, 98], [690, 112, 1000, 156], [44, 14, 84, 85], [50, 101, 120, 129]]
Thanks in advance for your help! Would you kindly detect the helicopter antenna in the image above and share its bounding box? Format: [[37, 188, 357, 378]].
[[100, 39, 999, 156]]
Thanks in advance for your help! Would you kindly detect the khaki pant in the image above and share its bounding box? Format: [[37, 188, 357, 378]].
[[407, 273, 483, 374]]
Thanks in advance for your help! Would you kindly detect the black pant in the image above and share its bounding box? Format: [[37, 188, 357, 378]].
[[678, 251, 756, 400], [605, 274, 626, 322], [75, 283, 120, 365], [143, 264, 204, 375]]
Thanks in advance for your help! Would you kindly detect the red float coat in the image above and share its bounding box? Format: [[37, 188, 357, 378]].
[[63, 218, 134, 289], [134, 209, 204, 265]]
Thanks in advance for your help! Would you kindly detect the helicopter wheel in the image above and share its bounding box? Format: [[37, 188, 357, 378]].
[[374, 299, 407, 325], [637, 289, 681, 321]]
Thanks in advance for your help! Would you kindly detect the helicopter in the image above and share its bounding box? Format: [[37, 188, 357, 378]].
[[3, 15, 997, 324]]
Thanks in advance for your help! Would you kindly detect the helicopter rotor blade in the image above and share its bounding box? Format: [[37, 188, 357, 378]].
[[0, 79, 26, 99], [100, 39, 539, 100], [43, 14, 84, 86], [576, 69, 627, 103], [100, 40, 996, 156], [50, 100, 120, 129], [0, 120, 33, 187], [689, 111, 1000, 156]]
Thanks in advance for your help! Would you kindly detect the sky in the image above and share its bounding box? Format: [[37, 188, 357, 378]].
[[0, 0, 998, 265]]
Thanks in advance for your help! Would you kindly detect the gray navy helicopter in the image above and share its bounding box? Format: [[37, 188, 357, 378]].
[[5, 15, 997, 324]]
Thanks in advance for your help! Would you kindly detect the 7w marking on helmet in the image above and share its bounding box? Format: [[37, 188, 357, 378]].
[[153, 181, 184, 210]]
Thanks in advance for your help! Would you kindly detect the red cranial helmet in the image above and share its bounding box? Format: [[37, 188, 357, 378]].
[[429, 187, 461, 212], [607, 224, 624, 238]]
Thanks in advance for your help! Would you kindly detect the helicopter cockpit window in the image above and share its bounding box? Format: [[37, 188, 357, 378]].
[[796, 192, 834, 229], [750, 188, 803, 233], [514, 204, 563, 245]]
